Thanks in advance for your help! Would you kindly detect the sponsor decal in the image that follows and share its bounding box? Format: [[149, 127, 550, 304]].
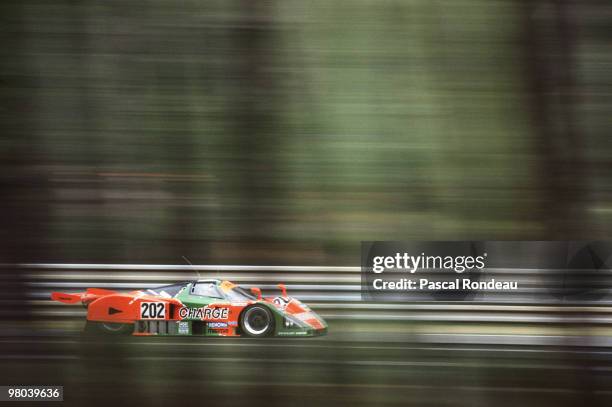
[[278, 331, 308, 336], [178, 306, 229, 320], [208, 328, 230, 336], [177, 321, 190, 335], [228, 321, 238, 326], [140, 302, 167, 319], [208, 322, 228, 329]]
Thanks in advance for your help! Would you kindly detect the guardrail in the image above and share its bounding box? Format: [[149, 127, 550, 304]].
[[1, 263, 612, 324]]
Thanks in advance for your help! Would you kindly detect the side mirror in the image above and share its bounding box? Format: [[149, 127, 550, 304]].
[[277, 283, 288, 298], [250, 287, 262, 300]]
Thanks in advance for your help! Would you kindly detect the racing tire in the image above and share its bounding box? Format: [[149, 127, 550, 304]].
[[239, 305, 275, 338], [83, 321, 133, 336]]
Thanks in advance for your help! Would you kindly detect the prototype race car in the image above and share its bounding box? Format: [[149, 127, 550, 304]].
[[51, 280, 327, 337]]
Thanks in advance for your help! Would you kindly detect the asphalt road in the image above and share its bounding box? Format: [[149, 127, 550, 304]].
[[1, 330, 612, 407]]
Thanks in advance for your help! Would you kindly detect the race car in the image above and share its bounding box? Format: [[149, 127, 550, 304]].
[[51, 279, 327, 338]]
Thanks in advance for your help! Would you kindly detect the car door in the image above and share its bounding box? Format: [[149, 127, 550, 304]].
[[175, 282, 232, 335]]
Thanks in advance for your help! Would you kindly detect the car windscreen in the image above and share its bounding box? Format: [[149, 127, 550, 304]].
[[146, 283, 186, 298], [191, 282, 224, 298], [222, 286, 258, 302]]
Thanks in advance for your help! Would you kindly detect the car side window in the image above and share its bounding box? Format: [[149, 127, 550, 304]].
[[191, 282, 223, 298], [147, 283, 186, 298]]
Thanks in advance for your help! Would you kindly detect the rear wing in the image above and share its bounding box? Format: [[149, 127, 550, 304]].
[[51, 292, 81, 304], [51, 288, 117, 305]]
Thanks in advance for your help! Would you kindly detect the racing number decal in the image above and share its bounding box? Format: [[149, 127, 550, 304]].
[[140, 302, 167, 319]]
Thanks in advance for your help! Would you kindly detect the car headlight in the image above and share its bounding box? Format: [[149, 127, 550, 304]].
[[283, 314, 305, 328]]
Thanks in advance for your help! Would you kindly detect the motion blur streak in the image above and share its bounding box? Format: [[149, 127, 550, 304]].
[[2, 0, 612, 406], [1, 264, 612, 407]]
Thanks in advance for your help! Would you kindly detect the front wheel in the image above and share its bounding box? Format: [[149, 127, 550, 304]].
[[239, 305, 275, 337]]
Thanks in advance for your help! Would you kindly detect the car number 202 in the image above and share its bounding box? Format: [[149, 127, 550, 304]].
[[140, 302, 166, 319]]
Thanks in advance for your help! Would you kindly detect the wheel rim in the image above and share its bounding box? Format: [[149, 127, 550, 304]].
[[102, 322, 125, 332], [244, 307, 270, 335]]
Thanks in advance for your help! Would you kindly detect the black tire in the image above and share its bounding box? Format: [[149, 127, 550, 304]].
[[83, 321, 133, 336], [239, 305, 275, 338]]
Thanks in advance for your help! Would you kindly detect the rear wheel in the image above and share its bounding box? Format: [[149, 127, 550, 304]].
[[240, 305, 274, 337], [83, 321, 133, 336]]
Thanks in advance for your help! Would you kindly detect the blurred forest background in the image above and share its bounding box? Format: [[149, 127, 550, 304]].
[[2, 0, 611, 265]]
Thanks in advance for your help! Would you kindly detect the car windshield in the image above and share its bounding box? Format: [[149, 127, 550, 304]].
[[146, 283, 186, 298], [191, 281, 224, 298], [218, 281, 257, 302]]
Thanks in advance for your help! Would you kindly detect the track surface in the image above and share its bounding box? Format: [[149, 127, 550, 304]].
[[2, 330, 612, 407]]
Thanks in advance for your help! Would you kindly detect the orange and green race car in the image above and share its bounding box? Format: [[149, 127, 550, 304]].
[[51, 279, 327, 338]]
